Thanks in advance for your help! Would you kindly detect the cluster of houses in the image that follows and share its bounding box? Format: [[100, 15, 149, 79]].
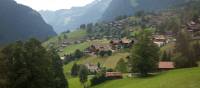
[[152, 34, 175, 47], [110, 38, 135, 50], [60, 39, 86, 48], [186, 17, 200, 39], [84, 38, 135, 55], [85, 63, 100, 73], [84, 61, 175, 79], [107, 18, 129, 30]]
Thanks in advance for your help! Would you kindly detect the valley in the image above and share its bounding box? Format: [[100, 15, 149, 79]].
[[1, 0, 200, 88]]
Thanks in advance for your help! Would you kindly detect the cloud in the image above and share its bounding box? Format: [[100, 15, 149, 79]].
[[15, 0, 94, 11]]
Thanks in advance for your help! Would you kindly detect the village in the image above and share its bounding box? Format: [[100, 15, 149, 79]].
[[53, 14, 200, 81]]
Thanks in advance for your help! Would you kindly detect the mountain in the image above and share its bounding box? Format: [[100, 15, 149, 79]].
[[39, 0, 112, 34], [40, 0, 188, 33], [0, 0, 57, 45], [101, 0, 186, 21]]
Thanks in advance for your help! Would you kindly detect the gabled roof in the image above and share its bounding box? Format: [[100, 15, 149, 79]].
[[105, 72, 122, 77], [91, 44, 111, 51], [153, 35, 166, 40], [121, 38, 132, 44], [159, 61, 175, 69]]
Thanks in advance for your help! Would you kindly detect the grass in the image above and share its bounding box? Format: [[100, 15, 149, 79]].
[[68, 78, 83, 88], [66, 29, 87, 39], [63, 52, 130, 77], [92, 67, 200, 88], [60, 39, 110, 56], [60, 42, 90, 56], [43, 29, 87, 47], [78, 52, 129, 69]]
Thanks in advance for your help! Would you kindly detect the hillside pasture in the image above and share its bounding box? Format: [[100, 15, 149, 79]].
[[92, 67, 200, 88], [60, 39, 110, 56], [43, 29, 87, 47]]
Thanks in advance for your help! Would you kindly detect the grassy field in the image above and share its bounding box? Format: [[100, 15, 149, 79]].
[[64, 52, 129, 88], [60, 42, 90, 56], [60, 39, 110, 56], [43, 29, 87, 47], [77, 52, 129, 68], [68, 78, 83, 88], [92, 67, 200, 88], [63, 52, 130, 76]]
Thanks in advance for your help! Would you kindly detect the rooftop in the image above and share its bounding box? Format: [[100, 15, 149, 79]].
[[159, 61, 175, 69]]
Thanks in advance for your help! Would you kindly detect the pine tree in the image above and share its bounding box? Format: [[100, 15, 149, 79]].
[[71, 63, 80, 77], [161, 51, 171, 61], [130, 30, 159, 77], [175, 30, 198, 67], [79, 65, 88, 86], [116, 58, 127, 73], [48, 49, 68, 88]]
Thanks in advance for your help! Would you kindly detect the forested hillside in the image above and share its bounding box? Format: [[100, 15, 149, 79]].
[[101, 0, 186, 21], [0, 0, 56, 45], [40, 0, 188, 33]]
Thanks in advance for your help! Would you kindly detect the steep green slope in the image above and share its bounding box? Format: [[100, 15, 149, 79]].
[[43, 29, 87, 48], [93, 67, 200, 88]]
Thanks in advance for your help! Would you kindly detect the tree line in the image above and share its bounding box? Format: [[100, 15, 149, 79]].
[[0, 39, 68, 88]]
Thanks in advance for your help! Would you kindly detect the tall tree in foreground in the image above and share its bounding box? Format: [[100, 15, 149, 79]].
[[48, 49, 68, 88], [130, 30, 159, 77], [1, 39, 54, 88], [79, 65, 88, 88], [0, 39, 69, 88]]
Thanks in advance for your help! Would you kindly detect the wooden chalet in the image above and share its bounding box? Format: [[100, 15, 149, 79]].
[[85, 64, 100, 73], [153, 35, 167, 47], [110, 38, 134, 50], [105, 72, 123, 79], [87, 44, 112, 54], [158, 61, 175, 70], [187, 21, 200, 33]]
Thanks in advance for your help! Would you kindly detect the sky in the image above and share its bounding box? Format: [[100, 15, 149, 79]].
[[15, 0, 95, 11]]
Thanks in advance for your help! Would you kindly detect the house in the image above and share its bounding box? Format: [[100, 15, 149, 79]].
[[87, 44, 112, 54], [187, 21, 200, 33], [158, 61, 175, 70], [110, 40, 121, 50], [85, 63, 100, 73], [91, 44, 111, 52], [153, 35, 167, 47], [105, 72, 123, 79], [60, 57, 65, 60], [110, 38, 134, 50]]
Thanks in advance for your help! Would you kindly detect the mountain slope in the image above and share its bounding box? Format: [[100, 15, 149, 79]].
[[101, 0, 186, 21], [0, 0, 57, 45], [40, 0, 112, 33]]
